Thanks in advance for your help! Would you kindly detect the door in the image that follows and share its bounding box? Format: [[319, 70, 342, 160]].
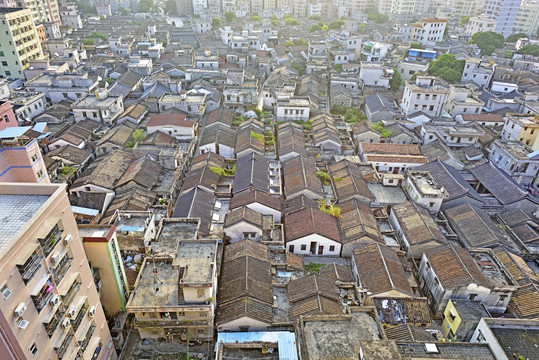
[[318, 245, 324, 255], [393, 167, 399, 174], [289, 245, 295, 253], [310, 242, 316, 255]]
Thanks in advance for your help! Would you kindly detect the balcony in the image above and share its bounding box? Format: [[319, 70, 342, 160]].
[[44, 309, 65, 337], [79, 324, 96, 352], [91, 341, 103, 360], [56, 333, 74, 360], [62, 280, 81, 307], [39, 225, 63, 256], [31, 277, 54, 313], [17, 247, 43, 284], [134, 318, 210, 327], [53, 255, 72, 284], [72, 304, 89, 331]]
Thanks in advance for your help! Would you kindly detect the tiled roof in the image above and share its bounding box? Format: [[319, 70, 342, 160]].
[[230, 190, 282, 212], [339, 198, 381, 244], [147, 113, 194, 128], [216, 240, 273, 326], [282, 156, 323, 199], [360, 143, 422, 155], [392, 202, 447, 245], [470, 162, 530, 205], [353, 243, 414, 297], [444, 203, 509, 248], [424, 244, 491, 289], [235, 124, 265, 155], [233, 153, 270, 194], [172, 187, 215, 236], [285, 207, 341, 242], [329, 160, 374, 203], [288, 273, 341, 320]]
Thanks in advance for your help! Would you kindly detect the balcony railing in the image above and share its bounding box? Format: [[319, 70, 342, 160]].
[[31, 277, 54, 313], [62, 281, 81, 307], [91, 341, 102, 360], [56, 333, 74, 359], [17, 249, 43, 284], [44, 309, 65, 337], [54, 255, 72, 284], [79, 324, 96, 352], [39, 225, 63, 256], [72, 304, 89, 331]]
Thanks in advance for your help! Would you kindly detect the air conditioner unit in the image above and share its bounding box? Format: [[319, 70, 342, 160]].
[[62, 318, 70, 328], [64, 234, 73, 245], [124, 213, 131, 219], [17, 319, 29, 329], [2, 287, 12, 300], [88, 306, 96, 317], [14, 303, 26, 317], [51, 251, 61, 265], [68, 306, 76, 318], [50, 295, 60, 306]]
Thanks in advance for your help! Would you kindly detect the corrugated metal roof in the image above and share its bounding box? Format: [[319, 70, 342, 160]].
[[216, 332, 298, 360], [0, 126, 32, 139], [71, 205, 99, 216], [32, 122, 47, 133]]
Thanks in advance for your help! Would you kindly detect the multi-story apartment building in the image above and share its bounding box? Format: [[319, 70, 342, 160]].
[[0, 124, 49, 183], [513, 1, 539, 36], [489, 139, 539, 184], [79, 225, 130, 317], [461, 58, 493, 88], [401, 76, 450, 117], [389, 0, 418, 22], [126, 240, 218, 340], [465, 15, 496, 35], [0, 100, 17, 130], [420, 122, 485, 148], [11, 0, 60, 24], [72, 89, 124, 124], [444, 84, 485, 118], [411, 18, 447, 46], [0, 183, 116, 360], [482, 0, 522, 36], [436, 0, 478, 23], [0, 7, 44, 79], [501, 113, 539, 148], [25, 73, 99, 104]]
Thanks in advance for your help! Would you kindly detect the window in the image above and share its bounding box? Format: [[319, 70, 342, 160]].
[[1, 284, 11, 299], [469, 294, 478, 300], [37, 170, 43, 178], [498, 294, 507, 303], [5, 71, 10, 76], [197, 289, 205, 298], [329, 245, 335, 252], [1, 61, 6, 67], [30, 343, 38, 356], [300, 244, 307, 251], [3, 115, 9, 123]]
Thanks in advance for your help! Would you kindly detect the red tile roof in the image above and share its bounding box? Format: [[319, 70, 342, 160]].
[[285, 207, 341, 242], [147, 113, 194, 128]]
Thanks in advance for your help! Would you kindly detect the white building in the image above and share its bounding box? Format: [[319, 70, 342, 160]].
[[489, 140, 539, 185], [401, 76, 450, 117], [404, 170, 449, 213], [71, 89, 124, 124], [359, 63, 393, 89], [360, 42, 392, 62], [465, 15, 496, 35], [275, 97, 310, 122], [421, 122, 485, 148], [481, 0, 522, 36], [411, 18, 447, 46], [444, 84, 485, 118], [461, 58, 493, 88]]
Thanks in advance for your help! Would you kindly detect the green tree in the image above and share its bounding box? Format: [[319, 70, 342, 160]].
[[516, 44, 539, 57], [428, 53, 465, 83], [322, 25, 328, 31], [87, 32, 107, 41], [285, 18, 299, 25], [106, 77, 115, 84], [118, 7, 129, 15], [285, 14, 290, 19], [132, 129, 147, 143], [164, 0, 177, 14], [211, 17, 221, 28], [285, 40, 295, 47], [333, 64, 343, 72], [75, 1, 97, 14], [410, 42, 422, 49], [271, 20, 278, 27], [252, 15, 261, 21], [471, 31, 505, 55], [192, 13, 200, 18], [137, 0, 154, 12], [224, 11, 236, 22], [367, 11, 388, 23], [505, 33, 527, 43], [83, 38, 95, 45], [328, 20, 343, 29], [461, 15, 471, 26], [272, 14, 278, 20], [308, 14, 321, 20], [390, 68, 403, 90], [409, 72, 423, 82], [310, 24, 322, 32]]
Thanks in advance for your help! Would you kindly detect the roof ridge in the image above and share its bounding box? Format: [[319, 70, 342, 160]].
[[450, 244, 475, 283], [377, 243, 395, 290]]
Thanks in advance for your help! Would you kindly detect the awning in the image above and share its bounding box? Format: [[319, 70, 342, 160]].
[[16, 242, 40, 265]]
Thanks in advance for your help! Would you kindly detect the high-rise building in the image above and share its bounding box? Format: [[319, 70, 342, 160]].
[[0, 183, 117, 360], [0, 7, 45, 79], [0, 0, 61, 24], [176, 0, 193, 15], [0, 104, 49, 183], [80, 225, 130, 318], [513, 1, 539, 35], [482, 0, 523, 36]]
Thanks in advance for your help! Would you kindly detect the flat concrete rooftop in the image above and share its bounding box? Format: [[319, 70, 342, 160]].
[[173, 241, 216, 285], [0, 194, 49, 251]]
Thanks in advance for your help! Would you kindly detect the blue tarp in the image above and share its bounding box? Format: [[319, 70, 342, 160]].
[[216, 332, 298, 360], [119, 225, 144, 232]]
